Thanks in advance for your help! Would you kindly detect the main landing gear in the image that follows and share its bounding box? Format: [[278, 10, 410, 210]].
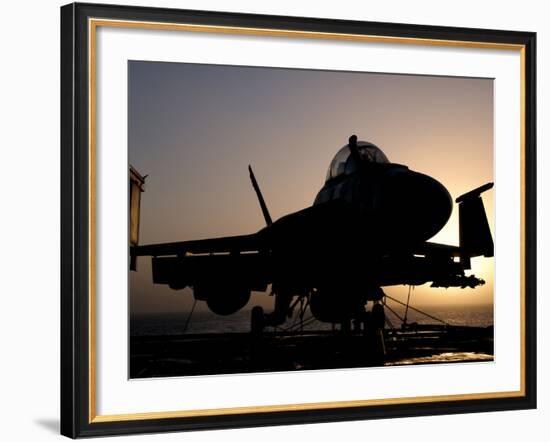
[[250, 294, 387, 356]]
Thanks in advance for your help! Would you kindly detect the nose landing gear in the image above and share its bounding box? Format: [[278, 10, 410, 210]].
[[250, 289, 295, 336], [251, 305, 264, 335]]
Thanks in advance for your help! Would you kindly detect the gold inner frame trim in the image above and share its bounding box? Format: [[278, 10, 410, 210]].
[[87, 17, 527, 423]]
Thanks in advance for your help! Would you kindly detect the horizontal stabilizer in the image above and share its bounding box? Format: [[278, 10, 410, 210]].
[[455, 182, 494, 204]]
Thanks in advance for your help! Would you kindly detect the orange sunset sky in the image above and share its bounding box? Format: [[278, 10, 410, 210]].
[[129, 61, 494, 316]]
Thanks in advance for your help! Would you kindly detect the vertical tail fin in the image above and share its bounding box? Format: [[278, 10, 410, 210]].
[[248, 165, 273, 226], [456, 183, 494, 268]]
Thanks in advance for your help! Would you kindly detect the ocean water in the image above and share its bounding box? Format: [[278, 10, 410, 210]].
[[130, 303, 493, 337]]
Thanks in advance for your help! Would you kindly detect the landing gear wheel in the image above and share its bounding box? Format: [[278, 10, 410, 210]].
[[251, 306, 264, 335]]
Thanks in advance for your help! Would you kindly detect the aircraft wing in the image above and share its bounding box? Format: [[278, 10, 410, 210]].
[[131, 233, 262, 257], [130, 233, 270, 293]]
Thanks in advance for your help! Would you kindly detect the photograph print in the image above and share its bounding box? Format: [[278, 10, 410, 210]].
[[128, 61, 495, 379]]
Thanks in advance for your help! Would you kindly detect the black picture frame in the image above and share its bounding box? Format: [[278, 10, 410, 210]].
[[61, 2, 537, 438]]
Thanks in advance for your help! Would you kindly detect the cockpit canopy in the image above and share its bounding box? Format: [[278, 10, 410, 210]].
[[326, 141, 389, 182]]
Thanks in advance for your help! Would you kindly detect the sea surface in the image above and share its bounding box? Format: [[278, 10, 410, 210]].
[[130, 304, 493, 337]]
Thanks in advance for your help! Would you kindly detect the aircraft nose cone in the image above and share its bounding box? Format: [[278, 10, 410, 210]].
[[379, 169, 452, 243]]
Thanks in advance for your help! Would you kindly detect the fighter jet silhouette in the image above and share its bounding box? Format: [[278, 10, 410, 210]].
[[131, 135, 493, 334]]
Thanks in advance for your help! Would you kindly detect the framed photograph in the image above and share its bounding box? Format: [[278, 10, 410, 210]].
[[60, 2, 536, 438]]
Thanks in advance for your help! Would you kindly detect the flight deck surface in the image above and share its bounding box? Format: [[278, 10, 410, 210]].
[[130, 325, 493, 378]]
